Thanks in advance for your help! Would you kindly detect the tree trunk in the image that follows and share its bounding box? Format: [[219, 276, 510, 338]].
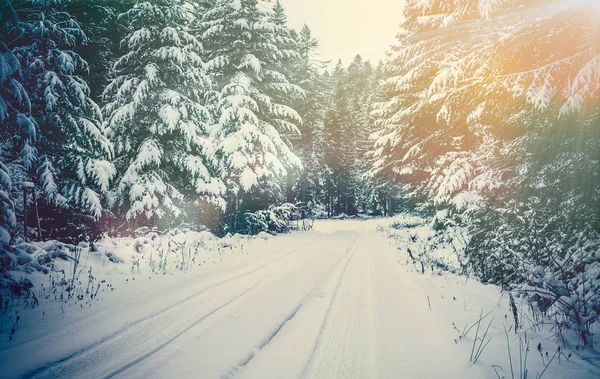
[[23, 187, 28, 242]]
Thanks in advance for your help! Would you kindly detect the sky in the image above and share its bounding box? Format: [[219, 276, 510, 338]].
[[278, 0, 405, 65]]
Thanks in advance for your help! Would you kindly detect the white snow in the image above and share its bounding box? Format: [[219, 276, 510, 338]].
[[1, 219, 598, 378]]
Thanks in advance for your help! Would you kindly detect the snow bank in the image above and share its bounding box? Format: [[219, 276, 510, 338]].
[[0, 229, 266, 311], [377, 212, 468, 272]]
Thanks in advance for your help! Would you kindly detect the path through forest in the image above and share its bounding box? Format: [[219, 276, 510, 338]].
[[3, 221, 598, 379], [1, 221, 487, 378]]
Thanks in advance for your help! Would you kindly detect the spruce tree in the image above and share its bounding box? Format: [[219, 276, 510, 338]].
[[344, 55, 377, 214], [0, 37, 23, 245], [0, 39, 36, 173], [0, 159, 14, 245], [104, 0, 223, 227], [369, 0, 600, 210], [271, 0, 287, 26], [267, 0, 302, 203], [320, 56, 378, 216], [322, 60, 348, 215], [6, 0, 114, 234], [198, 0, 303, 213], [64, 0, 135, 104], [288, 24, 329, 213]]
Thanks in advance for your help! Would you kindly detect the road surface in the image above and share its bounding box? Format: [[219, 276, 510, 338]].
[[6, 221, 483, 379]]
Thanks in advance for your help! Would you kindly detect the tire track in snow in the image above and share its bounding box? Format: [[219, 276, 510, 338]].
[[104, 278, 266, 378], [299, 232, 378, 379], [300, 235, 363, 379], [20, 236, 323, 354], [232, 302, 304, 373], [23, 237, 322, 379], [24, 277, 265, 379], [222, 235, 362, 379]]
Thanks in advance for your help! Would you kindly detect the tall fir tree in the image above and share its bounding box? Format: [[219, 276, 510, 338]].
[[369, 0, 600, 211], [344, 55, 376, 213], [0, 159, 14, 245], [103, 0, 223, 228], [5, 0, 114, 239], [0, 34, 23, 245], [288, 24, 329, 213], [321, 57, 377, 216], [323, 60, 348, 215], [266, 0, 302, 203], [64, 0, 135, 104], [0, 39, 36, 181], [271, 0, 287, 26], [198, 0, 303, 218]]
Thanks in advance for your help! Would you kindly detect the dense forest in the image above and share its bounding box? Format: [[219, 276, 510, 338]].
[[0, 0, 387, 240], [1, 0, 599, 343]]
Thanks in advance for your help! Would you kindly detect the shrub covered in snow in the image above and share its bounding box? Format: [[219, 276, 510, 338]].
[[390, 213, 428, 230], [469, 207, 599, 345], [380, 212, 468, 274], [465, 156, 600, 346], [0, 225, 262, 296], [234, 203, 301, 236]]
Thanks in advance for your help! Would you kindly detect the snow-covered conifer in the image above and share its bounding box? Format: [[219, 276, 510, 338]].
[[7, 0, 114, 219], [271, 0, 287, 26], [0, 38, 36, 166], [104, 0, 223, 225], [369, 0, 600, 210], [0, 159, 14, 245], [198, 0, 303, 200], [287, 24, 329, 209], [0, 40, 23, 245]]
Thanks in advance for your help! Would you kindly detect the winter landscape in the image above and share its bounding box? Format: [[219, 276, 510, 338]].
[[0, 0, 599, 378]]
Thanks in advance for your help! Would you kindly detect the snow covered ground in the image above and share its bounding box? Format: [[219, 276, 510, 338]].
[[1, 219, 599, 378]]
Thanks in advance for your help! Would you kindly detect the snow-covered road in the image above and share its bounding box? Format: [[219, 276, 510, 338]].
[[3, 220, 597, 378]]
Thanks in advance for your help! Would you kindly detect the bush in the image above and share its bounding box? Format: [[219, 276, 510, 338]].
[[465, 194, 600, 346], [235, 203, 301, 236], [390, 213, 427, 230]]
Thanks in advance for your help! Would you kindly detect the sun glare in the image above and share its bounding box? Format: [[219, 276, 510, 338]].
[[557, 0, 600, 12]]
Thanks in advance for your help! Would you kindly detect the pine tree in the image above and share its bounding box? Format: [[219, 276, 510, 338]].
[[104, 0, 223, 227], [322, 60, 348, 215], [5, 0, 114, 236], [320, 56, 378, 216], [198, 0, 303, 214], [271, 0, 287, 26], [0, 34, 23, 245], [0, 39, 36, 168], [370, 0, 600, 211], [64, 0, 135, 104], [1, 4, 36, 163], [344, 55, 378, 214], [288, 24, 329, 213], [0, 159, 14, 245], [297, 24, 319, 60], [266, 0, 302, 203]]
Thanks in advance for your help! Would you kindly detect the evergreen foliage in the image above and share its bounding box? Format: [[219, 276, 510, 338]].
[[0, 36, 21, 246], [103, 0, 223, 227], [369, 0, 600, 343], [0, 1, 598, 337], [197, 0, 303, 231], [3, 0, 114, 240]]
